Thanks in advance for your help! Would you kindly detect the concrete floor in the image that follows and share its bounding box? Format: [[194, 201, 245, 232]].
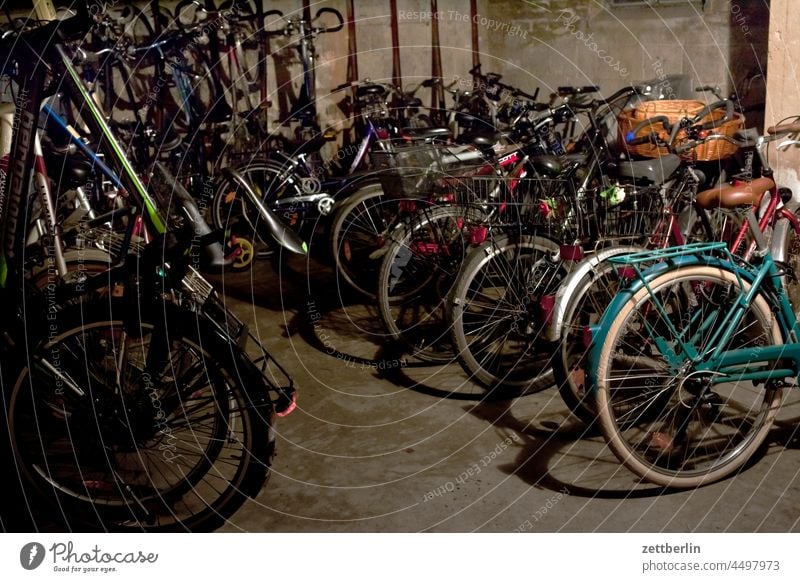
[[211, 251, 800, 533]]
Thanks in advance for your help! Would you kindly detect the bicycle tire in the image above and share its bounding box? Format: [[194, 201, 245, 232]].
[[553, 257, 624, 425], [330, 183, 400, 299], [595, 265, 784, 488], [377, 204, 486, 363], [9, 300, 273, 531], [449, 232, 564, 394], [210, 159, 307, 247]]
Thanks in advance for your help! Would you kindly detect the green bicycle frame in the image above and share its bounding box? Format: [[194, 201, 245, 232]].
[[0, 35, 167, 288], [588, 241, 800, 391]]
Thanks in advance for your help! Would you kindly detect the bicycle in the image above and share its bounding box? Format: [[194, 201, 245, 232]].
[[587, 119, 800, 487], [374, 101, 582, 364], [445, 86, 659, 393], [0, 5, 299, 530], [547, 104, 790, 424]]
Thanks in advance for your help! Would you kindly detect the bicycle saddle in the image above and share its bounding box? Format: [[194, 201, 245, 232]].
[[356, 84, 387, 98], [292, 133, 329, 155], [695, 176, 775, 210], [617, 154, 681, 185], [458, 132, 500, 151], [42, 140, 93, 190], [402, 127, 452, 141], [530, 155, 562, 177]]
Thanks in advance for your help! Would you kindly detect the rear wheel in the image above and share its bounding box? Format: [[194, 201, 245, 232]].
[[595, 265, 783, 487], [449, 233, 565, 394], [330, 184, 402, 299], [9, 302, 273, 531], [553, 257, 624, 424], [377, 204, 485, 363], [210, 160, 307, 261]]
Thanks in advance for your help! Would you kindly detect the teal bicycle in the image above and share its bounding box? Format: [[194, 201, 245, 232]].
[[588, 120, 800, 488]]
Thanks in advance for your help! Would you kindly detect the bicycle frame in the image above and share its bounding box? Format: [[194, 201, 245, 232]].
[[593, 236, 800, 388], [2, 33, 168, 289]]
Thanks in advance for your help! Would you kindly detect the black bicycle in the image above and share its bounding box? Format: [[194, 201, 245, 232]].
[[0, 4, 300, 531]]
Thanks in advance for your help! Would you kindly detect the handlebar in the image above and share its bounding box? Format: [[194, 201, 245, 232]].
[[557, 85, 600, 97], [265, 7, 343, 37], [625, 100, 737, 151], [315, 8, 344, 33], [767, 121, 800, 135]]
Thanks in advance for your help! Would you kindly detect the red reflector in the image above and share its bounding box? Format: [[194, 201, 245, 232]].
[[378, 128, 390, 140], [617, 266, 637, 279], [399, 200, 417, 213], [470, 225, 488, 245], [560, 245, 584, 261], [540, 294, 555, 324], [276, 391, 297, 417]]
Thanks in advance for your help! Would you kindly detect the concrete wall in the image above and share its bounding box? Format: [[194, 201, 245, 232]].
[[24, 2, 769, 143], [764, 0, 800, 196], [279, 0, 769, 136]]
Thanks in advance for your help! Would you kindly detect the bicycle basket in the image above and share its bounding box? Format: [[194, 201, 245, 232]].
[[435, 175, 580, 238], [618, 100, 743, 161], [591, 183, 668, 241], [372, 142, 485, 198]]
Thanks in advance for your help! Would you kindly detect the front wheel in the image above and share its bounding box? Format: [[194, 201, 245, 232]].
[[9, 301, 273, 531], [449, 233, 565, 394], [330, 184, 402, 299], [594, 265, 784, 488], [210, 160, 307, 251]]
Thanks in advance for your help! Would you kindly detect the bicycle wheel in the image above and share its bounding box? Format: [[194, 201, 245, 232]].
[[449, 232, 564, 393], [330, 184, 402, 299], [211, 159, 307, 246], [9, 302, 273, 531], [594, 265, 784, 488], [776, 212, 800, 315], [553, 257, 626, 424], [377, 204, 485, 363]]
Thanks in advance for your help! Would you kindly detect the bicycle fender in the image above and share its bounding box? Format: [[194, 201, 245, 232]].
[[770, 201, 800, 265], [586, 254, 754, 394], [546, 245, 644, 342]]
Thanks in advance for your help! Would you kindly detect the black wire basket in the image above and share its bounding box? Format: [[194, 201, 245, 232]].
[[371, 142, 486, 198]]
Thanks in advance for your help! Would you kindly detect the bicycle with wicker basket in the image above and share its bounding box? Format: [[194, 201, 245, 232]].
[[585, 119, 800, 487], [547, 104, 800, 425], [443, 96, 739, 395]]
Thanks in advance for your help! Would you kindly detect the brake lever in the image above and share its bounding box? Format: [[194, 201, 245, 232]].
[[777, 138, 800, 151]]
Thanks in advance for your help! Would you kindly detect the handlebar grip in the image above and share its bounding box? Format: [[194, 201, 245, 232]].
[[626, 133, 658, 147], [629, 115, 671, 137], [315, 7, 344, 32], [767, 122, 800, 135], [693, 99, 735, 129], [557, 85, 600, 96]]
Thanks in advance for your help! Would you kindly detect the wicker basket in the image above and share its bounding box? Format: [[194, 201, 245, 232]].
[[618, 100, 743, 161]]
